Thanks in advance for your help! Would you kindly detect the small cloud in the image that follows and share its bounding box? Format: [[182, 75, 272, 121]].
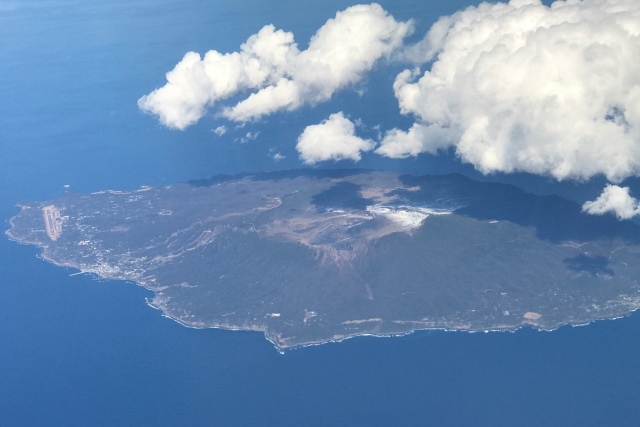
[[296, 112, 375, 165], [582, 185, 640, 220], [373, 124, 382, 140], [213, 126, 227, 136], [237, 131, 260, 144], [272, 153, 285, 161]]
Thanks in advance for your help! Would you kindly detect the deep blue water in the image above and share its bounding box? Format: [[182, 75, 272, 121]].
[[2, 235, 640, 426], [1, 0, 639, 425]]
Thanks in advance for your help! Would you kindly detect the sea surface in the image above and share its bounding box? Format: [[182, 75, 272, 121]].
[[1, 0, 639, 425]]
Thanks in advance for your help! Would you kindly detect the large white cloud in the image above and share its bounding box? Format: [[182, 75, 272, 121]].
[[582, 184, 640, 220], [296, 112, 375, 164], [377, 0, 640, 184], [139, 4, 412, 129], [138, 25, 297, 129]]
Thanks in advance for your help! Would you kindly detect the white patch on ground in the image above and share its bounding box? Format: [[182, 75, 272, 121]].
[[366, 205, 452, 228]]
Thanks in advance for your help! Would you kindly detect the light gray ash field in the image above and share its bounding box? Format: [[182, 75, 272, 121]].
[[7, 170, 640, 350]]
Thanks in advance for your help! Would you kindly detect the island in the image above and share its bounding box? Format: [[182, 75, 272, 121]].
[[7, 170, 640, 351]]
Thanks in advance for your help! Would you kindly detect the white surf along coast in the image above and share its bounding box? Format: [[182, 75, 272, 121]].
[[9, 171, 640, 351]]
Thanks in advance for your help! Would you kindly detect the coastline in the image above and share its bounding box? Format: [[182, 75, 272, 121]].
[[147, 288, 640, 353], [5, 176, 640, 352], [8, 227, 640, 352]]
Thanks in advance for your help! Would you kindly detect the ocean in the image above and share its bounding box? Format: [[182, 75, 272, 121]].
[[1, 0, 639, 425], [2, 234, 640, 426]]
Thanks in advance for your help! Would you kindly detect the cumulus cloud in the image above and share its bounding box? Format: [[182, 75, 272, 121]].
[[296, 112, 375, 164], [583, 185, 640, 219], [138, 25, 297, 129], [375, 122, 455, 158], [139, 4, 412, 129], [377, 0, 640, 184]]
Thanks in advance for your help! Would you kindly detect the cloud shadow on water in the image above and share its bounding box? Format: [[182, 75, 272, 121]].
[[397, 174, 640, 244]]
